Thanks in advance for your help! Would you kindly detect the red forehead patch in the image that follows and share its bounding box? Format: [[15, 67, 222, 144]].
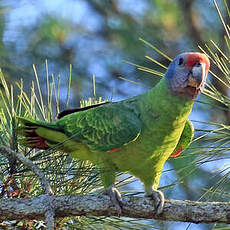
[[186, 53, 210, 72]]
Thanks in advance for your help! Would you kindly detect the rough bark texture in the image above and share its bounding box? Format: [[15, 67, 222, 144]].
[[0, 194, 230, 223]]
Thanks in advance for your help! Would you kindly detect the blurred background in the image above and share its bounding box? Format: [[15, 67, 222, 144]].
[[0, 0, 229, 229], [0, 0, 226, 103]]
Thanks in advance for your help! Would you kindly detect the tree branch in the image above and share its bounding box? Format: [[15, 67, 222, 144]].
[[0, 194, 230, 223], [1, 146, 230, 224]]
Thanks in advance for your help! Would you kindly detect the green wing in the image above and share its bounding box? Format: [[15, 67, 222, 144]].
[[170, 120, 194, 157], [57, 102, 142, 152]]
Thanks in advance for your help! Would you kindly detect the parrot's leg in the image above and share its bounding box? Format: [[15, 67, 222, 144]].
[[99, 164, 123, 215], [145, 186, 164, 215], [103, 184, 122, 215]]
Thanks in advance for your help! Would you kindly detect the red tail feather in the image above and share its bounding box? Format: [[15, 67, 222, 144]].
[[25, 129, 49, 149]]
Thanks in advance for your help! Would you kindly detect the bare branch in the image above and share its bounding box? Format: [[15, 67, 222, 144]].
[[0, 194, 230, 223]]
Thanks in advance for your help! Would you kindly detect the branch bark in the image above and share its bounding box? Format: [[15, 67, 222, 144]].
[[0, 194, 230, 224]]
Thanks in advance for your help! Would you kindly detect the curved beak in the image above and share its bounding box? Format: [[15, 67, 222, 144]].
[[187, 63, 207, 90]]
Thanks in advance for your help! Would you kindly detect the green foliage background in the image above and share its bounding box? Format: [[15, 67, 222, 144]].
[[0, 0, 229, 229]]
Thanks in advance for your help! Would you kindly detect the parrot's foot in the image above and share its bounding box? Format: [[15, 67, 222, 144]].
[[145, 189, 164, 215], [104, 184, 123, 216]]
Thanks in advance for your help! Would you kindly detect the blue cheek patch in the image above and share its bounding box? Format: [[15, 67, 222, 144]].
[[165, 61, 175, 80], [165, 59, 188, 91]]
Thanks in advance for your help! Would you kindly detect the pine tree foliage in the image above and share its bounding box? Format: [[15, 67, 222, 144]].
[[0, 0, 229, 229]]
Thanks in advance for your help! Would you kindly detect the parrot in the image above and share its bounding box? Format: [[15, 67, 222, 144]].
[[17, 52, 210, 215]]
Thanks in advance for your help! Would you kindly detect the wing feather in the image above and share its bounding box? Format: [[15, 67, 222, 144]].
[[57, 102, 141, 152]]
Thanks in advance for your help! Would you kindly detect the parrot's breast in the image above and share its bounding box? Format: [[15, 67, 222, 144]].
[[104, 80, 194, 188]]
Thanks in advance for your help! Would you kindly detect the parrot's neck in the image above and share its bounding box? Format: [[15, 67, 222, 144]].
[[144, 78, 194, 118]]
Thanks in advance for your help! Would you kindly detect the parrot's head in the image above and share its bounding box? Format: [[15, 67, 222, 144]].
[[165, 52, 210, 99]]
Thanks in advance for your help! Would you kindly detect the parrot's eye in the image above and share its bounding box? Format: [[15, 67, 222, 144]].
[[178, 58, 185, 66]]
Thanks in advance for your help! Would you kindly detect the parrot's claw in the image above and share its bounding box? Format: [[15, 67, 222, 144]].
[[146, 189, 164, 215], [104, 184, 123, 216]]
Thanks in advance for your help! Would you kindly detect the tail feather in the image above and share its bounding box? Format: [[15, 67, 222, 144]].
[[17, 117, 63, 150]]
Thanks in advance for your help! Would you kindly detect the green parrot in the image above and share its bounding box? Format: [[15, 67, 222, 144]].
[[17, 52, 210, 215]]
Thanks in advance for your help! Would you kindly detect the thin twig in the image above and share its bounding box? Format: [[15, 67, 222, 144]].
[[0, 145, 52, 195], [0, 145, 54, 229]]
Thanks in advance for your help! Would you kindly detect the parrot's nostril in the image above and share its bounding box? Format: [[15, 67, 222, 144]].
[[194, 62, 201, 67]]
